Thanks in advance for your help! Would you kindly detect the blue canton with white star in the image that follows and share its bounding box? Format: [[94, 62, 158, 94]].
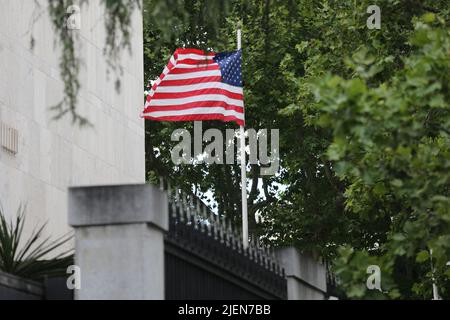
[[213, 50, 242, 87]]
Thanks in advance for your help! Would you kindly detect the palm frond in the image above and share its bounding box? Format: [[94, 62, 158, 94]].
[[0, 205, 74, 280]]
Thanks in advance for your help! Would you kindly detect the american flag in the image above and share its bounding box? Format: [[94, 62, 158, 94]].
[[142, 48, 244, 126]]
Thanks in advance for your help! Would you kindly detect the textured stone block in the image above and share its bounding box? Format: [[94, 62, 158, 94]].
[[68, 184, 168, 231]]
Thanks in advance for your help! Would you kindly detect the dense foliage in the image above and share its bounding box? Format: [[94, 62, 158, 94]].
[[143, 0, 450, 299], [311, 12, 450, 299]]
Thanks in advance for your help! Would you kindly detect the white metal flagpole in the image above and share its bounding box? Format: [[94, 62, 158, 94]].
[[237, 28, 249, 249], [430, 249, 440, 300]]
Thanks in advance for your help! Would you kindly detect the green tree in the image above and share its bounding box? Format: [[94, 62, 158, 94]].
[[143, 0, 450, 299], [310, 15, 450, 299], [143, 0, 294, 227]]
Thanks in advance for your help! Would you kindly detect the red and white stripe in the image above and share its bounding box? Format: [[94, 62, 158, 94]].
[[142, 48, 244, 126]]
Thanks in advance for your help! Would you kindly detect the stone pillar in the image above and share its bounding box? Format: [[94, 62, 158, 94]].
[[276, 247, 327, 300], [68, 184, 168, 300]]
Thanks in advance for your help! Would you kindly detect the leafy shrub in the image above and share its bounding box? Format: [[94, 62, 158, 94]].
[[0, 205, 74, 280]]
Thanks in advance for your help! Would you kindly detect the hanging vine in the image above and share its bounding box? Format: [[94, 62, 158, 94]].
[[47, 0, 140, 126]]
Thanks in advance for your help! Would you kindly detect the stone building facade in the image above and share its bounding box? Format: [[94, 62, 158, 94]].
[[0, 1, 145, 240]]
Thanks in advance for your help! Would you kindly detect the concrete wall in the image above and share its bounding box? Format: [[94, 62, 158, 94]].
[[0, 271, 43, 300], [0, 271, 73, 300], [276, 248, 327, 300], [0, 1, 144, 241], [68, 184, 168, 300]]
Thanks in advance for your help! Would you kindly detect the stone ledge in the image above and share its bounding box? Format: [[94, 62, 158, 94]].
[[68, 184, 168, 231], [0, 271, 43, 296]]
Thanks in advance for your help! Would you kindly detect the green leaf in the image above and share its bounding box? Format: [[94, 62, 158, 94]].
[[421, 13, 436, 24], [390, 179, 403, 188], [416, 250, 429, 263]]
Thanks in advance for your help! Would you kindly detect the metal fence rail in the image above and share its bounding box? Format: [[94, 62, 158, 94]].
[[164, 187, 287, 300]]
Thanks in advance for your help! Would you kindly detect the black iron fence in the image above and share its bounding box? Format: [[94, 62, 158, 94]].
[[164, 187, 287, 300]]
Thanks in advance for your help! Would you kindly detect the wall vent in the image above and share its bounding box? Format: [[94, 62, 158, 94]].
[[0, 122, 19, 154]]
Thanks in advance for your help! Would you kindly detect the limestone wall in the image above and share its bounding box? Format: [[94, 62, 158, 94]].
[[0, 0, 145, 240]]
